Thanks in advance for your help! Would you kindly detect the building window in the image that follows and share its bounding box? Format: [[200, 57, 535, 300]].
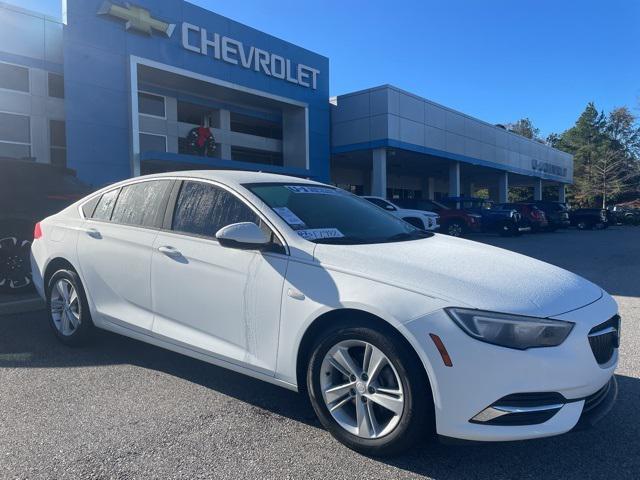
[[139, 132, 167, 152], [0, 63, 29, 93], [0, 112, 31, 160], [230, 112, 282, 140], [177, 100, 216, 125], [50, 120, 66, 167], [231, 146, 283, 166], [138, 92, 166, 118], [48, 72, 64, 98]]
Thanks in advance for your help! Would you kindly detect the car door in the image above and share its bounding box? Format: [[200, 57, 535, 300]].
[[76, 179, 174, 332], [150, 180, 289, 375]]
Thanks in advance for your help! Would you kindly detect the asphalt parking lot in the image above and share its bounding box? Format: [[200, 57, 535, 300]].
[[1, 227, 639, 479]]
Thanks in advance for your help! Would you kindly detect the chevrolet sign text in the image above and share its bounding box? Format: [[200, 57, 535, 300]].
[[182, 23, 320, 89]]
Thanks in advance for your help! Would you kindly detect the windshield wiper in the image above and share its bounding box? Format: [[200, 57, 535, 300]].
[[313, 236, 368, 245], [384, 231, 432, 243]]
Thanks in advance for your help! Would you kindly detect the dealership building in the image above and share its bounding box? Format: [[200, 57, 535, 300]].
[[0, 0, 572, 202]]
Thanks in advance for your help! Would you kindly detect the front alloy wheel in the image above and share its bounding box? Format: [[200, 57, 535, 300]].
[[307, 324, 433, 456], [320, 340, 404, 439]]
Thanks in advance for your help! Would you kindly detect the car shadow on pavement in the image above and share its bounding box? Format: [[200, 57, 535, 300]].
[[0, 311, 320, 428], [2, 312, 638, 479]]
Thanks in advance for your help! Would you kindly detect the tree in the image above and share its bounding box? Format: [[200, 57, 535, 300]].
[[606, 107, 640, 160], [505, 118, 541, 141], [573, 143, 633, 207]]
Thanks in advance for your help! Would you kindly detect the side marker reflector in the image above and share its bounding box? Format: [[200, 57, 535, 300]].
[[429, 333, 453, 367]]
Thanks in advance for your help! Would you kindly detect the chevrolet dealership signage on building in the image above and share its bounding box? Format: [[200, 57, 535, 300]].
[[182, 23, 320, 89], [99, 1, 321, 89]]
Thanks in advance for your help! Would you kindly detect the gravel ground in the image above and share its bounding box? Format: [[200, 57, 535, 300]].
[[1, 226, 638, 479]]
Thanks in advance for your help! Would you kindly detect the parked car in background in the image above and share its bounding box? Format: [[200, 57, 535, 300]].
[[31, 170, 620, 456], [0, 158, 92, 293], [526, 201, 570, 231], [608, 204, 640, 225], [442, 197, 527, 236], [362, 196, 440, 231], [396, 198, 481, 237], [497, 203, 548, 233], [569, 208, 609, 230]]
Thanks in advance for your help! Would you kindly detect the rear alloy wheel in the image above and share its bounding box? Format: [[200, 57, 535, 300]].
[[0, 224, 33, 293], [445, 221, 464, 237], [46, 269, 94, 346], [307, 325, 432, 456]]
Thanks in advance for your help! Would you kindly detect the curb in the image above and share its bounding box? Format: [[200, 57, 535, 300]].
[[0, 295, 45, 316]]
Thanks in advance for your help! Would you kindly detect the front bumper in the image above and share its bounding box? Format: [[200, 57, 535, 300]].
[[403, 294, 618, 442]]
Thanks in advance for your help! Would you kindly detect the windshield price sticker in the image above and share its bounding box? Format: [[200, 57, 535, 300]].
[[296, 228, 344, 240], [285, 185, 338, 195], [273, 207, 306, 227]]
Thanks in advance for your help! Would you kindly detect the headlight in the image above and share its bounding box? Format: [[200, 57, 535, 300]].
[[445, 308, 574, 350]]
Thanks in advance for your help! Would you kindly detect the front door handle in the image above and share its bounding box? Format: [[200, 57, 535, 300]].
[[84, 228, 101, 239], [158, 245, 182, 258]]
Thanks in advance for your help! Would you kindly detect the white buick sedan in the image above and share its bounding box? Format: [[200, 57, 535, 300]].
[[31, 171, 619, 456]]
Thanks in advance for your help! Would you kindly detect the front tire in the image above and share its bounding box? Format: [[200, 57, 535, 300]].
[[306, 324, 433, 456], [46, 269, 94, 346]]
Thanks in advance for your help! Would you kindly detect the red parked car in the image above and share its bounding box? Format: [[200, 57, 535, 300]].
[[395, 198, 482, 237], [496, 203, 548, 232]]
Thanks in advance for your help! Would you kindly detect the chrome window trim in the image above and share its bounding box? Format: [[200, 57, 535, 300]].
[[78, 175, 290, 256]]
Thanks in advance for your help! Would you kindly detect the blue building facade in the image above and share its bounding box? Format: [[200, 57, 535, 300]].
[[63, 0, 329, 186], [0, 1, 571, 202]]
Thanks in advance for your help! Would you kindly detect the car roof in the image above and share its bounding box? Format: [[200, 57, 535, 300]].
[[113, 170, 324, 189]]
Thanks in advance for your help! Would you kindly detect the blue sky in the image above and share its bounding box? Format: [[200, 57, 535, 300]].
[[17, 0, 640, 137]]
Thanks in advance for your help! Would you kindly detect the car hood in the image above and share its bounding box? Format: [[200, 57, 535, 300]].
[[313, 234, 603, 318]]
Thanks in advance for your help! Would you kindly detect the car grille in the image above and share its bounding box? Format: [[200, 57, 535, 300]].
[[588, 315, 621, 365]]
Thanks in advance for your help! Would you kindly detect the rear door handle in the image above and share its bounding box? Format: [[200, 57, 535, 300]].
[[158, 245, 182, 258]]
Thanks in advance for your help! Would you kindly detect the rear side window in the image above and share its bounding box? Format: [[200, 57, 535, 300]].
[[172, 181, 259, 238], [82, 196, 100, 218], [92, 189, 120, 221], [110, 180, 172, 228]]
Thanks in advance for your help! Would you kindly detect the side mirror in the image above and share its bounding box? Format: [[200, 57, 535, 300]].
[[215, 222, 270, 250], [385, 204, 396, 211]]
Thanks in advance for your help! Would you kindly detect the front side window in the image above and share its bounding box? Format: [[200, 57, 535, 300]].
[[110, 180, 172, 227], [247, 184, 429, 244], [172, 181, 259, 238], [92, 189, 120, 221]]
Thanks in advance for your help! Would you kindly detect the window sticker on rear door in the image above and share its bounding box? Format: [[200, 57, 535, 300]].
[[296, 228, 344, 240], [285, 185, 339, 195], [273, 207, 306, 227]]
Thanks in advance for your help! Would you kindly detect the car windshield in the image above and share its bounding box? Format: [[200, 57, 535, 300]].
[[245, 183, 432, 244]]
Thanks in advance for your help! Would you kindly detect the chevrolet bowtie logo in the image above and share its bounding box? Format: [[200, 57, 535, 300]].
[[98, 1, 176, 37]]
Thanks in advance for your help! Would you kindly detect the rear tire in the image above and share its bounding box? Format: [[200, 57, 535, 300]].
[[46, 269, 94, 346], [306, 323, 433, 456], [0, 220, 34, 293]]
